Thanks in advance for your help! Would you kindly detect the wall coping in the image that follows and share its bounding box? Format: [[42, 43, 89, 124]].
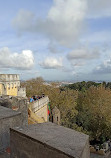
[[0, 106, 21, 120], [11, 122, 89, 158]]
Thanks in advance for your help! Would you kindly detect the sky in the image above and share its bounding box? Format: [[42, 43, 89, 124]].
[[0, 0, 111, 81]]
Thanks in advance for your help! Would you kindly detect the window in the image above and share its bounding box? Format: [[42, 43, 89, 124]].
[[12, 83, 14, 88], [8, 83, 10, 89]]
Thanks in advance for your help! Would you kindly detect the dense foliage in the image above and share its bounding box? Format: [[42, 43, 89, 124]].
[[65, 81, 101, 91], [76, 86, 111, 143], [22, 78, 111, 144]]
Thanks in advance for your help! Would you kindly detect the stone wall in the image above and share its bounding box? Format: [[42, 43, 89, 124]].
[[10, 131, 72, 158], [0, 106, 22, 152], [11, 97, 28, 126], [50, 106, 61, 125], [0, 96, 28, 126], [10, 123, 90, 158], [17, 87, 26, 97], [31, 96, 49, 122], [35, 104, 48, 122]]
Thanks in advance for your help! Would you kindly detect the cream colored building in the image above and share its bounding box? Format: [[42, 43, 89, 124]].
[[0, 74, 26, 97]]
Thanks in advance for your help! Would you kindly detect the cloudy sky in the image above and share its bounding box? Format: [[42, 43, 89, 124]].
[[0, 0, 111, 81]]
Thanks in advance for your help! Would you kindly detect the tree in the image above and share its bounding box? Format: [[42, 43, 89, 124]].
[[76, 86, 111, 143], [65, 81, 101, 91]]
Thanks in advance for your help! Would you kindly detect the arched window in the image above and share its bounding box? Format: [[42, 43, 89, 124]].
[[12, 83, 14, 88], [8, 83, 10, 90]]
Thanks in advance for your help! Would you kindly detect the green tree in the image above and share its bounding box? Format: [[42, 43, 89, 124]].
[[76, 86, 111, 143]]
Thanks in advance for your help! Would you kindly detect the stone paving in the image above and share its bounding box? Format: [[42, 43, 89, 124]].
[[91, 153, 111, 158], [1, 152, 111, 158]]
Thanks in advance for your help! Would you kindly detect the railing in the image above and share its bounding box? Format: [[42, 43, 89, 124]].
[[31, 96, 49, 113]]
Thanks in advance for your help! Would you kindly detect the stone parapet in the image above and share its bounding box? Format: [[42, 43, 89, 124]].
[[0, 96, 28, 126], [0, 106, 22, 152], [31, 96, 49, 113], [10, 122, 90, 158]]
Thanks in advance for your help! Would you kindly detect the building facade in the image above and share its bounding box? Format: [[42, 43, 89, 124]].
[[0, 74, 26, 97]]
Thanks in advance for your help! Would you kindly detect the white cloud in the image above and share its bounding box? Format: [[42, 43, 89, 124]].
[[12, 9, 35, 33], [72, 62, 86, 67], [67, 48, 100, 60], [12, 0, 87, 47], [12, 0, 111, 50], [39, 57, 63, 69], [0, 47, 34, 70], [72, 71, 77, 76], [95, 59, 111, 74], [88, 0, 111, 19]]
